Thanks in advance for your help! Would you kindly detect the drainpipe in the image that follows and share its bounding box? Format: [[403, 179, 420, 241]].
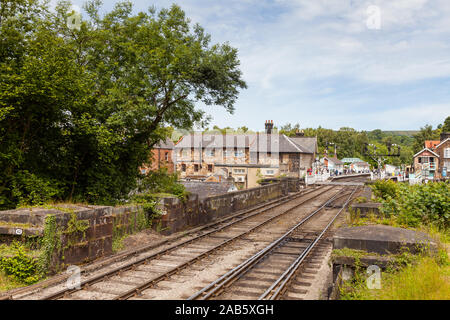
[[246, 167, 248, 189]]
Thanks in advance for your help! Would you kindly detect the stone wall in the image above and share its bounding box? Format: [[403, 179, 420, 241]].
[[0, 179, 302, 269], [0, 205, 113, 272], [155, 180, 299, 235]]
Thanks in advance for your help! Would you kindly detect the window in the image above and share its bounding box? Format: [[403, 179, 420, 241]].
[[445, 148, 450, 158], [165, 152, 169, 161], [205, 149, 215, 157], [208, 164, 213, 172], [234, 169, 245, 174], [265, 170, 275, 175], [224, 149, 233, 157], [194, 164, 199, 172], [181, 164, 186, 172], [234, 149, 244, 157]]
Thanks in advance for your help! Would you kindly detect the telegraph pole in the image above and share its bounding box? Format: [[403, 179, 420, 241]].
[[363, 142, 401, 178]]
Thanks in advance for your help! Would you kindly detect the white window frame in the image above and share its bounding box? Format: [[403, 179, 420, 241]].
[[234, 149, 244, 157], [182, 149, 189, 157], [205, 149, 215, 157], [444, 148, 450, 158]]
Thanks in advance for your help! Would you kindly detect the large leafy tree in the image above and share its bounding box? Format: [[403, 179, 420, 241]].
[[412, 124, 440, 153], [0, 0, 247, 208]]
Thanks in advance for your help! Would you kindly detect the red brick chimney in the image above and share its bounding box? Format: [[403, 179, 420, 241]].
[[265, 120, 274, 134]]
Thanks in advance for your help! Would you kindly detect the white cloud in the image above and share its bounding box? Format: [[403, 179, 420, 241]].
[[66, 0, 450, 130]]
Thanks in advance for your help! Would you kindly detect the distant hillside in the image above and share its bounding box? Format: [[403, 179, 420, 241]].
[[382, 131, 419, 137]]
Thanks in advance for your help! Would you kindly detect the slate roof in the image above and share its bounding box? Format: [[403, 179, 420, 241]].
[[181, 181, 236, 200], [175, 133, 317, 154], [325, 157, 344, 165], [155, 138, 175, 149], [288, 136, 318, 153], [175, 134, 251, 149]]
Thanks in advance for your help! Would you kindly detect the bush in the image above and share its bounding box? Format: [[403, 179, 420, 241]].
[[354, 196, 367, 204], [137, 168, 188, 200], [10, 170, 63, 208], [370, 180, 398, 200], [372, 181, 450, 229], [0, 243, 41, 285]]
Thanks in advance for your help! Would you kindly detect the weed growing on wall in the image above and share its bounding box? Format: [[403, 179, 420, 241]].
[[0, 242, 40, 285], [37, 215, 61, 274], [62, 213, 89, 251]]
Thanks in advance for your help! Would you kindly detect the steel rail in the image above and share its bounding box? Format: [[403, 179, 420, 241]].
[[259, 186, 359, 300], [1, 189, 309, 301], [187, 188, 347, 300], [42, 185, 331, 300], [114, 185, 339, 300]]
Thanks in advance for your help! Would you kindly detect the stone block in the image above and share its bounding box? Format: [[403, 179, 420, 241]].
[[333, 225, 437, 255]]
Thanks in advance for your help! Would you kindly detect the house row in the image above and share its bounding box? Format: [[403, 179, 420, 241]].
[[174, 121, 318, 188], [412, 132, 450, 179], [142, 121, 318, 188]]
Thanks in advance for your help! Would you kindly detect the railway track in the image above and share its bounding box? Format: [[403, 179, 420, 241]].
[[188, 187, 358, 300], [9, 184, 345, 300], [4, 177, 364, 300], [1, 185, 320, 300]]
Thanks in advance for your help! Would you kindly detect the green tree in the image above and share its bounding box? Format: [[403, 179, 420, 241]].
[[442, 116, 450, 132], [412, 124, 440, 153], [0, 0, 246, 209]]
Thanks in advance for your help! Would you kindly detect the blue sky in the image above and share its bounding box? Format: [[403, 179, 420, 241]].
[[62, 0, 450, 131]]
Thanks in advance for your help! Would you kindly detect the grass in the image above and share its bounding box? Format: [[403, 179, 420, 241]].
[[0, 221, 35, 229], [0, 270, 24, 292], [376, 256, 450, 299], [340, 205, 450, 300], [341, 255, 450, 300], [0, 243, 41, 259], [338, 219, 450, 300], [331, 248, 374, 260], [112, 234, 127, 253]]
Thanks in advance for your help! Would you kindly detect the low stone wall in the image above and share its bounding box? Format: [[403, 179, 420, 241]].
[[0, 179, 302, 269], [156, 181, 297, 235], [350, 202, 382, 217], [0, 205, 113, 273]]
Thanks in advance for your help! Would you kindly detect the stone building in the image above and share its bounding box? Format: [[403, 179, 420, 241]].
[[174, 121, 318, 188], [435, 132, 450, 178], [321, 156, 344, 173], [141, 138, 175, 174], [413, 132, 450, 179]]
